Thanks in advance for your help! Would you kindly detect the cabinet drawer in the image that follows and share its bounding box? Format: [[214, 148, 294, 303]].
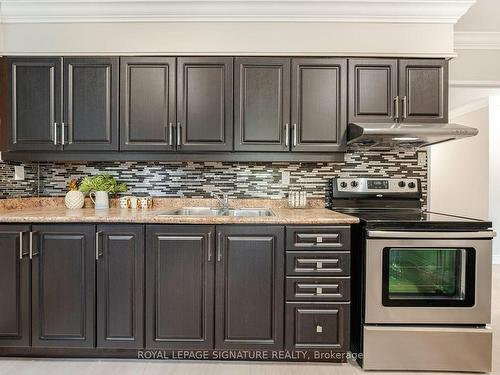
[[286, 252, 350, 276], [286, 277, 350, 301], [286, 226, 350, 251], [285, 302, 350, 351]]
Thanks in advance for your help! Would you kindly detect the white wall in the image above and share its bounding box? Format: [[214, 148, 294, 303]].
[[429, 105, 490, 219], [0, 22, 454, 56], [490, 97, 500, 263], [450, 49, 500, 82]]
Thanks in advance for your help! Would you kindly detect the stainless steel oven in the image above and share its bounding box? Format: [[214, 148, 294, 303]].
[[329, 177, 496, 372], [365, 230, 493, 325]]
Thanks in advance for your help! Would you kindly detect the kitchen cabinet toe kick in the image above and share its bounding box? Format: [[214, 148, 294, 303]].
[[0, 223, 351, 362]]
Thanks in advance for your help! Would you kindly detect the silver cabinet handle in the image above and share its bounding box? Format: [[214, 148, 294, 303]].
[[53, 122, 58, 145], [393, 96, 399, 121], [168, 123, 174, 146], [177, 122, 181, 146], [402, 95, 408, 119], [284, 123, 289, 147], [207, 231, 213, 262], [217, 232, 223, 262], [61, 122, 65, 145], [29, 231, 34, 259], [19, 232, 23, 260], [292, 123, 297, 147], [95, 231, 101, 260]]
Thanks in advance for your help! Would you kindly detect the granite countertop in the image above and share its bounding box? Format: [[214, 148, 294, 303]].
[[0, 198, 359, 225]]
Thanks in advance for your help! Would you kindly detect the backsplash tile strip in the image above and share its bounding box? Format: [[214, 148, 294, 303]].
[[0, 151, 428, 204]]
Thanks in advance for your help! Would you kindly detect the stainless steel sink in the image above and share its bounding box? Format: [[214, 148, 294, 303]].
[[226, 208, 275, 217], [158, 207, 274, 217]]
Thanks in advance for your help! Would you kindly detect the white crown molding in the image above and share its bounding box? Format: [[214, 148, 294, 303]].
[[454, 31, 500, 50], [0, 0, 476, 24]]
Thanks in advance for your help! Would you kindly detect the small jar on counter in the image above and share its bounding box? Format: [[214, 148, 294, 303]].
[[288, 188, 307, 209]]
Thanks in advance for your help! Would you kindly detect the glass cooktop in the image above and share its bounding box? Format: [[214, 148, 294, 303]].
[[332, 207, 492, 230]]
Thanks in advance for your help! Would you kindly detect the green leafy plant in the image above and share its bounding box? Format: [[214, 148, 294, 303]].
[[78, 173, 128, 194]]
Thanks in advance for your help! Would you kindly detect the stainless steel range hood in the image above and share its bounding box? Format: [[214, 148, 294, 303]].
[[347, 122, 479, 149]]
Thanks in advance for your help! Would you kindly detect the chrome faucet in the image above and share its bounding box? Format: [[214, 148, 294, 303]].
[[210, 190, 230, 211]]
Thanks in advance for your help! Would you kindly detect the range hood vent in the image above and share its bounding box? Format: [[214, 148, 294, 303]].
[[347, 122, 479, 149]]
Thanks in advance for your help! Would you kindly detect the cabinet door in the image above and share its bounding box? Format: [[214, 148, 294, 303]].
[[177, 57, 233, 151], [285, 302, 350, 351], [234, 57, 290, 151], [120, 57, 176, 151], [0, 226, 30, 347], [31, 224, 95, 348], [399, 59, 448, 123], [63, 57, 119, 151], [348, 59, 398, 123], [291, 58, 347, 152], [146, 225, 214, 349], [215, 225, 284, 350], [96, 225, 144, 349], [8, 58, 61, 151]]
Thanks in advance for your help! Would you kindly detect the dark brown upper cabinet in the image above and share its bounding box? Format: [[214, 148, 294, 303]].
[[399, 59, 448, 123], [31, 224, 95, 348], [146, 225, 215, 349], [96, 225, 144, 349], [0, 225, 31, 347], [8, 58, 61, 151], [291, 58, 347, 152], [215, 225, 284, 350], [120, 57, 176, 151], [348, 59, 398, 123], [63, 57, 119, 151], [177, 57, 233, 151], [234, 57, 290, 152]]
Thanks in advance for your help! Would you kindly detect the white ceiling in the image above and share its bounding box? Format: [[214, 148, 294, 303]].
[[455, 0, 500, 31]]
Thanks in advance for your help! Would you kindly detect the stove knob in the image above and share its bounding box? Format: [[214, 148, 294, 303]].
[[398, 181, 406, 188], [340, 181, 348, 188], [350, 181, 359, 188], [408, 182, 416, 189]]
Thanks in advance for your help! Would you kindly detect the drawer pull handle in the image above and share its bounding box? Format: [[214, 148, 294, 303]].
[[316, 287, 323, 295], [316, 261, 322, 269], [316, 236, 323, 243], [297, 258, 339, 264], [316, 324, 323, 333]]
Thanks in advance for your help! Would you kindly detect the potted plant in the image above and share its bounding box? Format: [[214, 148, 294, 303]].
[[79, 173, 128, 209]]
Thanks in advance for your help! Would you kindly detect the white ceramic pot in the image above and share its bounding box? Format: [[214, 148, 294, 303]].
[[89, 191, 109, 210], [65, 190, 85, 209]]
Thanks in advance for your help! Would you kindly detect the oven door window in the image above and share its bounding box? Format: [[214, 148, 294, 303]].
[[382, 247, 475, 307]]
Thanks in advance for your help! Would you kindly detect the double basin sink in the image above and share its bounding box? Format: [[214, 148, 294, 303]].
[[159, 207, 275, 217]]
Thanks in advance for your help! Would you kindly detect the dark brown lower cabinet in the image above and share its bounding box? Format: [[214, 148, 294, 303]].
[[31, 224, 95, 348], [96, 225, 144, 349], [215, 225, 284, 350], [0, 225, 31, 347], [146, 225, 214, 349], [285, 302, 350, 351]]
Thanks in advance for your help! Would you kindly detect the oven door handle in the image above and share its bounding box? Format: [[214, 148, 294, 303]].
[[367, 230, 496, 239]]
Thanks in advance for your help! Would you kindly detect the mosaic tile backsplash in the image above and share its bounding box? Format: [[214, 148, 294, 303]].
[[0, 151, 428, 203]]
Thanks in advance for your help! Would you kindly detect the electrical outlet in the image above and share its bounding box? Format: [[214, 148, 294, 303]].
[[281, 171, 290, 185], [417, 152, 427, 166], [14, 166, 25, 181]]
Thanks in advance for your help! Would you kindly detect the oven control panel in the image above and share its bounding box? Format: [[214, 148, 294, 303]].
[[331, 178, 422, 199]]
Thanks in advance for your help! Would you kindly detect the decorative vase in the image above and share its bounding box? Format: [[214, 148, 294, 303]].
[[65, 190, 85, 209], [90, 191, 109, 210], [65, 179, 85, 209]]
